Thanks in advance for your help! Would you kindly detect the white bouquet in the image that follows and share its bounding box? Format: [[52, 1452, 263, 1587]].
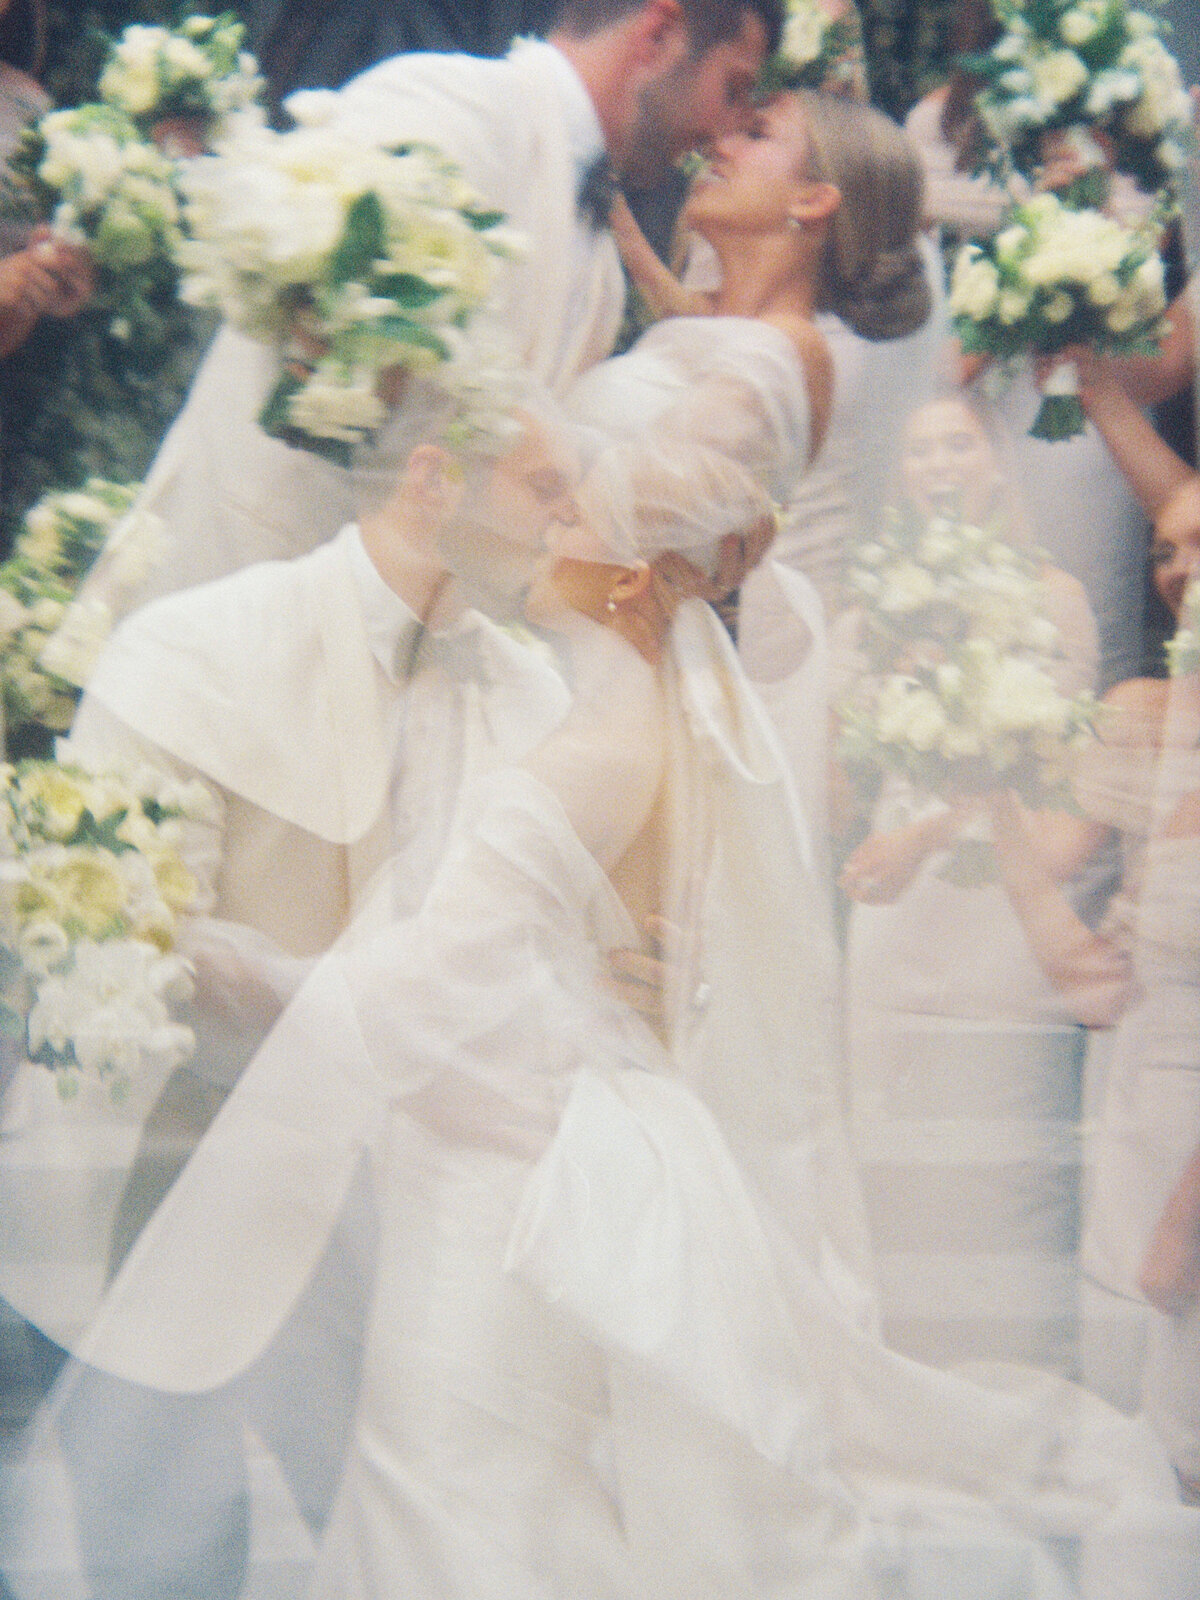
[[0, 479, 162, 739], [969, 0, 1191, 202], [759, 0, 865, 94], [949, 191, 1167, 437], [11, 103, 183, 332], [174, 93, 522, 464], [0, 760, 219, 1100], [98, 12, 264, 146], [839, 506, 1096, 808]]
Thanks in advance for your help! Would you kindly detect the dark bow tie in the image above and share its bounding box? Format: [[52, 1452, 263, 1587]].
[[578, 152, 616, 229], [395, 621, 489, 687]]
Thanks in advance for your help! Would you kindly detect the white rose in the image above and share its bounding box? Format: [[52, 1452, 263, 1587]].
[[992, 34, 1026, 65], [1042, 290, 1074, 323], [902, 689, 949, 753], [283, 89, 341, 128], [1031, 49, 1089, 108], [994, 225, 1029, 262], [781, 5, 826, 67], [286, 367, 387, 443], [878, 561, 938, 614], [28, 596, 64, 630], [949, 253, 1001, 321], [161, 36, 214, 82], [999, 68, 1035, 95], [55, 491, 114, 525], [1086, 273, 1122, 307], [998, 287, 1032, 325], [1084, 67, 1141, 118], [1059, 9, 1099, 47], [0, 588, 28, 640], [1106, 295, 1140, 334], [1129, 252, 1166, 315], [18, 917, 71, 977]]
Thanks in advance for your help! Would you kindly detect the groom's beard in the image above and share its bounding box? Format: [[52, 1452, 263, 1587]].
[[620, 73, 698, 190]]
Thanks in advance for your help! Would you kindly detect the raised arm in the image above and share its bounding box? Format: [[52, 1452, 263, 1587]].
[[1076, 350, 1194, 519]]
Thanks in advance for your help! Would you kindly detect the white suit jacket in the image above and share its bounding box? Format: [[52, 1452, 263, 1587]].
[[107, 40, 626, 607], [0, 532, 568, 1345], [69, 527, 570, 950]]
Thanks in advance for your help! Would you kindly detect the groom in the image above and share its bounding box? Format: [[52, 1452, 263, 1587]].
[[25, 397, 581, 1600], [121, 0, 783, 607]]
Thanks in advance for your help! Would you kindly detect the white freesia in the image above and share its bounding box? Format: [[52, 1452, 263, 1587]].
[[0, 478, 148, 735], [98, 13, 264, 138], [948, 254, 1001, 320]]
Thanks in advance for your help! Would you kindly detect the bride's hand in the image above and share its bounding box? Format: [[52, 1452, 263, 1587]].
[[609, 193, 712, 321]]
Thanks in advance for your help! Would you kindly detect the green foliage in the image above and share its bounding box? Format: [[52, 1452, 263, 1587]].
[[858, 0, 960, 119], [43, 3, 195, 106], [0, 4, 213, 557]]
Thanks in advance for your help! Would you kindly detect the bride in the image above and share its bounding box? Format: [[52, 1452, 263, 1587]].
[[6, 91, 1197, 1600]]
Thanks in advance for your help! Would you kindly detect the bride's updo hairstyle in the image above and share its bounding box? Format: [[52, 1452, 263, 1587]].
[[793, 90, 931, 342]]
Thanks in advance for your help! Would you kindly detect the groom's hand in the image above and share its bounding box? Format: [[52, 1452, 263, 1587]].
[[606, 915, 708, 1033], [652, 511, 776, 604]]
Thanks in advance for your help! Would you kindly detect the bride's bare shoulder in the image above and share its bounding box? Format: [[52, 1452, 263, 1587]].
[[761, 313, 833, 458]]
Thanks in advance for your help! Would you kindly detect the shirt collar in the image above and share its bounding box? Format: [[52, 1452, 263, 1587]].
[[344, 524, 484, 685]]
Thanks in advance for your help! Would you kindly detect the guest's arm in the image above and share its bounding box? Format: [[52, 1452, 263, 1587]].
[[1074, 349, 1194, 517], [0, 229, 94, 359], [1103, 282, 1196, 409], [839, 802, 972, 903], [988, 789, 1131, 1026], [1140, 1142, 1200, 1315]]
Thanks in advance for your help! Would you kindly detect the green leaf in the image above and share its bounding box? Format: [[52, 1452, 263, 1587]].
[[370, 273, 446, 310], [467, 208, 506, 232], [328, 191, 386, 286], [936, 837, 998, 889], [369, 318, 448, 359], [1029, 393, 1087, 442]]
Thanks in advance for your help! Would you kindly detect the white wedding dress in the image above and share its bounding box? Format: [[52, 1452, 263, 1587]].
[[11, 320, 1199, 1600]]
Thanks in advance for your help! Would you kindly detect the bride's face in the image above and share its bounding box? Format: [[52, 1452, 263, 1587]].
[[682, 94, 816, 237]]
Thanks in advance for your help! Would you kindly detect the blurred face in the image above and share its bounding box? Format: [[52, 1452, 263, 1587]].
[[682, 93, 814, 236], [622, 10, 768, 186], [435, 416, 580, 616], [899, 399, 1000, 521], [1151, 482, 1200, 619]]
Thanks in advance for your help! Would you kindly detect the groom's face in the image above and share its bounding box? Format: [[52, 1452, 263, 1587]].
[[436, 416, 581, 617], [622, 10, 768, 187]]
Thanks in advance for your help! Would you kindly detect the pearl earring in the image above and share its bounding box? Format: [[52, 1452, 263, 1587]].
[[606, 596, 618, 614], [786, 215, 803, 230]]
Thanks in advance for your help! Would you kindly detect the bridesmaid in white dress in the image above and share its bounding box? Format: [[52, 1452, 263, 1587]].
[[838, 393, 1103, 1378], [903, 7, 1152, 688]]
